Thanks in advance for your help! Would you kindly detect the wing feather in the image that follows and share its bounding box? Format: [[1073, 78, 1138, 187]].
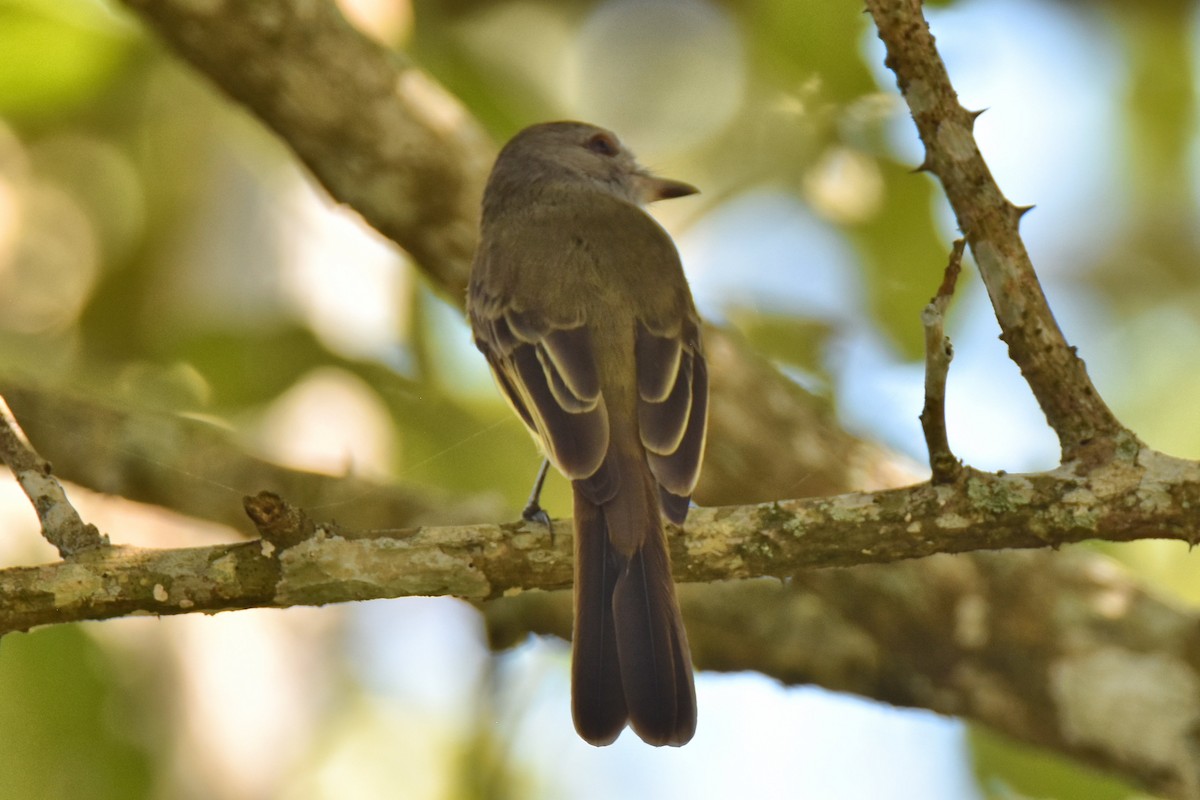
[[471, 290, 610, 482], [638, 347, 693, 455], [639, 319, 708, 502], [542, 326, 602, 404], [470, 195, 707, 519], [646, 356, 708, 497], [636, 327, 682, 403]]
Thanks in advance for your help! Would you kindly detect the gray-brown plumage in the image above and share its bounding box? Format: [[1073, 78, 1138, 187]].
[[468, 121, 707, 746]]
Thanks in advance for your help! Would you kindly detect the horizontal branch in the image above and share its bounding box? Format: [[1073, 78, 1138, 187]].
[[6, 445, 1200, 792], [5, 441, 1197, 635]]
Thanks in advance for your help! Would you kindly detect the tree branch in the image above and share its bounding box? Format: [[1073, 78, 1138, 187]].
[[109, 0, 901, 512], [121, 0, 491, 303], [866, 0, 1125, 463], [919, 239, 964, 483], [0, 379, 503, 532], [5, 442, 1199, 634], [0, 397, 107, 556]]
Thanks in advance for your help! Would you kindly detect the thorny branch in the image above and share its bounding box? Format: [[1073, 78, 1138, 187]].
[[865, 0, 1126, 464]]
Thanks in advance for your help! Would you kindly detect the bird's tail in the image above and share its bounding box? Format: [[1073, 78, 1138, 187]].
[[571, 455, 696, 747]]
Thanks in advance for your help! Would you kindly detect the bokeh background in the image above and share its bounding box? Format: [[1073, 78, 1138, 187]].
[[1, 0, 1198, 797]]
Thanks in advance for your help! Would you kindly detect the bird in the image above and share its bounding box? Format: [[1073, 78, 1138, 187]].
[[468, 121, 707, 746]]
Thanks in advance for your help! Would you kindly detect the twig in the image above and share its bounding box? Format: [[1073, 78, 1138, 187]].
[[0, 396, 108, 557], [866, 0, 1127, 464], [919, 240, 965, 483]]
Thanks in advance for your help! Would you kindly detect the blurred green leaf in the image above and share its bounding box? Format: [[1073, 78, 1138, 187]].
[[969, 725, 1148, 800], [728, 308, 834, 377], [0, 0, 134, 122], [384, 386, 549, 509], [849, 158, 951, 357], [746, 0, 876, 99], [0, 626, 156, 800], [164, 326, 335, 410]]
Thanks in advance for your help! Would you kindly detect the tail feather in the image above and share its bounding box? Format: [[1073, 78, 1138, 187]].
[[613, 535, 696, 745], [571, 454, 696, 747], [571, 495, 627, 745]]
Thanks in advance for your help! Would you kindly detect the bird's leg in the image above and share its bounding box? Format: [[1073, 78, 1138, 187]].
[[522, 458, 553, 529]]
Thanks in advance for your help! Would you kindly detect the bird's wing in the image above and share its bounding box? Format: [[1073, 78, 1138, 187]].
[[637, 313, 707, 524], [470, 262, 613, 499], [469, 197, 706, 517]]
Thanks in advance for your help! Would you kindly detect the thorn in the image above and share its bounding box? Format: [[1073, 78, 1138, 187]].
[[1014, 203, 1036, 221], [966, 108, 988, 129]]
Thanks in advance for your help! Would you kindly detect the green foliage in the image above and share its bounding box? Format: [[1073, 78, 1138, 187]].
[[168, 326, 347, 410], [746, 0, 878, 99], [729, 308, 833, 378], [849, 157, 953, 357], [0, 627, 156, 800], [969, 726, 1149, 800], [0, 0, 135, 123]]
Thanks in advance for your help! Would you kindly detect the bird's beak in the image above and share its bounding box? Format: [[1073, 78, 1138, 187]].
[[635, 173, 700, 204]]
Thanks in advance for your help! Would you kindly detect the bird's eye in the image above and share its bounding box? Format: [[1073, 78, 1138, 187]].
[[584, 133, 620, 157]]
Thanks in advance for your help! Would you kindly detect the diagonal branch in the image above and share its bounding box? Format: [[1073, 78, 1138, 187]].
[[121, 0, 492, 303], [0, 397, 108, 557], [866, 0, 1126, 463], [0, 380, 503, 532], [110, 0, 896, 512]]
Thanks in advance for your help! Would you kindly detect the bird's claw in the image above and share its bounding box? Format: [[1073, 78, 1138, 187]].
[[522, 501, 553, 532]]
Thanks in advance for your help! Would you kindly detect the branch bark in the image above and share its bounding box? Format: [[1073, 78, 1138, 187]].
[[0, 397, 107, 556], [5, 446, 1200, 633], [919, 239, 965, 483]]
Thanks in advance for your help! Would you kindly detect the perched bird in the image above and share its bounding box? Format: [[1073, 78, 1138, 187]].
[[468, 121, 707, 746]]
